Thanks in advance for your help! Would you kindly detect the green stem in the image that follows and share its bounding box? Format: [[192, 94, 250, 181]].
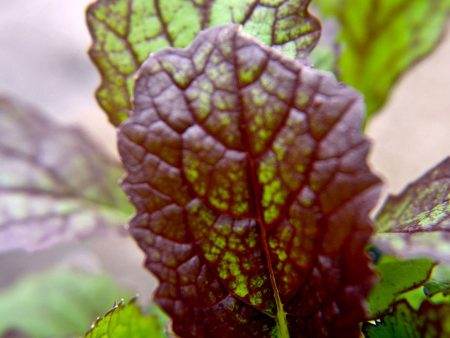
[[260, 227, 289, 338], [275, 302, 289, 338]]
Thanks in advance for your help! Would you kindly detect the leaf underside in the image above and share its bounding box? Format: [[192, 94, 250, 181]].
[[0, 97, 131, 253], [85, 299, 166, 338], [314, 0, 450, 119], [362, 300, 450, 338], [119, 25, 381, 337], [87, 0, 321, 126], [374, 157, 450, 263]]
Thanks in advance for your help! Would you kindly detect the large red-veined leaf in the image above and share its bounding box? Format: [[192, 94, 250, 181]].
[[374, 157, 450, 263], [119, 25, 381, 337], [87, 0, 320, 126], [0, 97, 132, 253], [362, 300, 450, 338]]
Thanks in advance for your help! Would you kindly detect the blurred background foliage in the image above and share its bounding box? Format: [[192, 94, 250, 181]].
[[0, 0, 449, 337]]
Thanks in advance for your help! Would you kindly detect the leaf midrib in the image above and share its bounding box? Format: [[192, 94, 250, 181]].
[[230, 29, 290, 338]]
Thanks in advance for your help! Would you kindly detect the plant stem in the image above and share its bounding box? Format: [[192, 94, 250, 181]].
[[260, 227, 290, 338], [276, 306, 289, 338]]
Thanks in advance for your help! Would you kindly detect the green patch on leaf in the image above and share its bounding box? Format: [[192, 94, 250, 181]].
[[374, 157, 450, 263], [362, 300, 450, 338], [313, 0, 450, 119], [0, 269, 131, 338], [87, 0, 320, 126], [368, 256, 435, 317], [85, 299, 167, 338], [0, 97, 133, 253]]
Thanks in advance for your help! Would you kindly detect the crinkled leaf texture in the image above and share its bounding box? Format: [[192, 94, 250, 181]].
[[374, 157, 450, 263], [87, 0, 320, 126], [85, 299, 166, 338], [313, 0, 450, 119], [119, 25, 381, 337], [362, 300, 450, 338], [0, 97, 132, 253]]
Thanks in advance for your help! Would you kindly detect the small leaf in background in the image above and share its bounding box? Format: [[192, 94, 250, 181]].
[[367, 256, 435, 317], [119, 24, 381, 337], [85, 299, 166, 338], [0, 97, 133, 253], [373, 157, 450, 263], [362, 300, 450, 338], [86, 0, 320, 126], [313, 0, 450, 119], [394, 263, 449, 311], [308, 18, 340, 73], [0, 269, 132, 338], [424, 264, 450, 297]]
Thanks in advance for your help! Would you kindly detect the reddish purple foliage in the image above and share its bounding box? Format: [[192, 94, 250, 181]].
[[119, 25, 381, 337]]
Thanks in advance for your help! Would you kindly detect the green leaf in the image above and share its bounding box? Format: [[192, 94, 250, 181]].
[[0, 269, 132, 338], [308, 18, 340, 73], [86, 0, 320, 126], [367, 256, 435, 317], [313, 0, 450, 119], [373, 157, 450, 263], [85, 299, 166, 338], [424, 264, 450, 297], [0, 97, 133, 253], [362, 300, 450, 338]]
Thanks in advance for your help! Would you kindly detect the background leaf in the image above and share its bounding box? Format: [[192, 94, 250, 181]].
[[313, 0, 450, 119], [119, 24, 381, 337], [362, 300, 450, 338], [424, 264, 450, 297], [0, 269, 131, 338], [308, 18, 340, 73], [0, 97, 133, 253], [86, 0, 320, 126], [373, 157, 450, 263], [85, 299, 166, 338], [367, 256, 435, 317]]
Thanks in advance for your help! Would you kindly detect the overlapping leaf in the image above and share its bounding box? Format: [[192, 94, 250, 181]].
[[424, 264, 450, 297], [87, 0, 320, 126], [374, 157, 450, 263], [0, 269, 131, 337], [362, 300, 450, 338], [85, 299, 166, 338], [0, 97, 132, 253], [119, 25, 381, 337], [367, 257, 435, 317], [313, 0, 450, 119]]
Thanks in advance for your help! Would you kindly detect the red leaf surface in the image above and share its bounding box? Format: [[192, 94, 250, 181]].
[[119, 25, 381, 337]]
